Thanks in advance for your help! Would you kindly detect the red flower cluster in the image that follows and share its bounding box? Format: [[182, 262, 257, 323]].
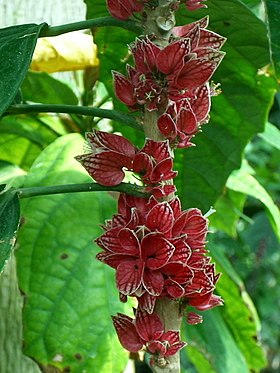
[[75, 130, 177, 197], [113, 17, 225, 147], [96, 194, 222, 314], [106, 0, 144, 20], [106, 0, 208, 20], [112, 309, 187, 359]]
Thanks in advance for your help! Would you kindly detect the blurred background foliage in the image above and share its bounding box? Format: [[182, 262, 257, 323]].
[[0, 0, 279, 372]]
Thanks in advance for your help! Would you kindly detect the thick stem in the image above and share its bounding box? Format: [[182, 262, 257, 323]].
[[154, 299, 183, 373], [13, 182, 149, 199], [5, 104, 140, 130], [39, 17, 141, 37], [141, 3, 182, 372]]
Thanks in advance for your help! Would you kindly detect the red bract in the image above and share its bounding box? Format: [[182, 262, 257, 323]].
[[114, 34, 224, 112], [76, 131, 177, 196], [96, 194, 221, 313], [75, 130, 137, 186], [106, 0, 144, 20], [112, 310, 187, 358], [185, 0, 207, 11]]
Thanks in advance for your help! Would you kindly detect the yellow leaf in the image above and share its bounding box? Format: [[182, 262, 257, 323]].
[[30, 32, 99, 73]]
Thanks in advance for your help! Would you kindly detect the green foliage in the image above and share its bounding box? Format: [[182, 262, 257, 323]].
[[21, 71, 79, 105], [0, 1, 279, 372], [0, 185, 20, 273], [263, 0, 280, 79], [0, 256, 41, 373], [0, 23, 46, 116], [16, 134, 130, 372]]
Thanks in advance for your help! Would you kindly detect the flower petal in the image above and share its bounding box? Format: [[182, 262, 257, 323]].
[[135, 310, 164, 342], [137, 292, 157, 314], [142, 268, 164, 296], [112, 313, 144, 352], [113, 70, 137, 106], [157, 39, 190, 74], [116, 259, 144, 295], [177, 59, 217, 91], [146, 202, 174, 233], [142, 233, 175, 269], [118, 228, 140, 255]]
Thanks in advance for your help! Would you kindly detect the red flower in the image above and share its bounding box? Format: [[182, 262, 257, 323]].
[[96, 194, 221, 313], [75, 130, 137, 186], [114, 35, 224, 112], [112, 310, 187, 358], [133, 139, 177, 185], [106, 0, 144, 20], [76, 131, 177, 197]]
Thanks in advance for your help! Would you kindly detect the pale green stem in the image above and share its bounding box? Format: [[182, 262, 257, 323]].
[[39, 17, 141, 37], [5, 104, 141, 130], [14, 182, 149, 199]]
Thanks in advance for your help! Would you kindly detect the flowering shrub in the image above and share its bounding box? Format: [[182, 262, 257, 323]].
[[1, 0, 277, 372], [75, 0, 225, 369]]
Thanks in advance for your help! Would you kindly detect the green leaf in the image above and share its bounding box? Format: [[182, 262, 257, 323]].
[[183, 236, 267, 373], [209, 238, 267, 372], [227, 166, 280, 239], [21, 71, 79, 105], [182, 308, 250, 373], [0, 23, 47, 117], [0, 115, 58, 148], [0, 161, 26, 188], [258, 121, 280, 150], [0, 255, 41, 373], [263, 0, 280, 79], [0, 185, 20, 273], [17, 134, 130, 372], [175, 0, 276, 212], [0, 134, 42, 170], [210, 189, 247, 237]]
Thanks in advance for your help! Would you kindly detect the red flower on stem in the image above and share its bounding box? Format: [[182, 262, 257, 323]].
[[76, 130, 177, 197], [96, 194, 221, 314], [106, 0, 144, 20], [112, 309, 187, 358], [113, 33, 224, 112]]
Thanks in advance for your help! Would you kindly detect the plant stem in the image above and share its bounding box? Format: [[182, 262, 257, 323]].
[[39, 17, 142, 37], [142, 2, 181, 372], [14, 182, 149, 199], [5, 104, 141, 130]]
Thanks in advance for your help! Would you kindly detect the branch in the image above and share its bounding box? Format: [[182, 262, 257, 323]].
[[14, 182, 149, 199], [40, 17, 142, 37], [5, 104, 141, 130]]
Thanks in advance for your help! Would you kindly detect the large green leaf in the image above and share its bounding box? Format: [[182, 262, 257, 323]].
[[21, 71, 79, 105], [0, 255, 41, 373], [263, 0, 280, 79], [0, 23, 46, 117], [16, 134, 130, 372], [0, 185, 20, 273]]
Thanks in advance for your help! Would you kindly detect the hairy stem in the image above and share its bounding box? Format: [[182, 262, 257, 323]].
[[39, 17, 141, 37], [5, 104, 140, 130], [13, 182, 149, 199]]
